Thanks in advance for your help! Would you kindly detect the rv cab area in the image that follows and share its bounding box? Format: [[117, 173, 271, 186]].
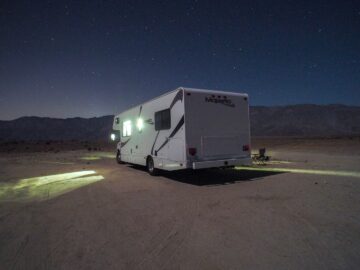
[[113, 87, 252, 175]]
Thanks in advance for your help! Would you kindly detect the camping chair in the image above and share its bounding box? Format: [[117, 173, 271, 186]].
[[252, 148, 270, 164]]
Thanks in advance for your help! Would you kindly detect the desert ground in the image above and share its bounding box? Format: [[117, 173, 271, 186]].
[[0, 137, 360, 270]]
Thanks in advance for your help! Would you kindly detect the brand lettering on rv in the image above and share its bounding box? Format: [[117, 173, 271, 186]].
[[205, 96, 235, 107]]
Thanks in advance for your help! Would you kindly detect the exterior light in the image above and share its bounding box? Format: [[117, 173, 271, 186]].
[[188, 147, 197, 156], [110, 133, 116, 141], [137, 118, 144, 131]]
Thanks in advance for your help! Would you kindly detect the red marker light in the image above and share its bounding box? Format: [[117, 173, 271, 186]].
[[243, 144, 250, 151], [189, 148, 197, 156]]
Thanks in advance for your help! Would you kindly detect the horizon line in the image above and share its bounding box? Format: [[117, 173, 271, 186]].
[[1, 103, 359, 121]]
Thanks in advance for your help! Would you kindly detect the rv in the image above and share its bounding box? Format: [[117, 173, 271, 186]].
[[112, 87, 251, 175]]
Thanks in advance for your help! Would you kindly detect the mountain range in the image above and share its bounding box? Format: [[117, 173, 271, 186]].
[[0, 105, 359, 141]]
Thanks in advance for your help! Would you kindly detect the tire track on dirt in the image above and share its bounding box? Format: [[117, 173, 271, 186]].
[[10, 235, 29, 270], [134, 192, 200, 270], [283, 204, 340, 270]]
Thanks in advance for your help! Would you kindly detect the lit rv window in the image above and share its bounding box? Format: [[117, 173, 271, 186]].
[[155, 109, 171, 131], [123, 120, 132, 137]]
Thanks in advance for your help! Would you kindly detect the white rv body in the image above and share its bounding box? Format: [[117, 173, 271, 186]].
[[112, 87, 251, 171]]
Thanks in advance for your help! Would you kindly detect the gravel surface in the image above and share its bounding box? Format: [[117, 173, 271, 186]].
[[1, 139, 360, 270]]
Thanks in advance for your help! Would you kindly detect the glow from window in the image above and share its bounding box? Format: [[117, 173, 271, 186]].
[[137, 118, 144, 131], [123, 120, 132, 136]]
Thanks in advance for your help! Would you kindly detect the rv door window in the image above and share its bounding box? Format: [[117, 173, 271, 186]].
[[155, 109, 171, 130], [122, 120, 132, 137]]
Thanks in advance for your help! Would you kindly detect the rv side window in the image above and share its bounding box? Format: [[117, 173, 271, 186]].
[[155, 109, 171, 131], [122, 120, 132, 137]]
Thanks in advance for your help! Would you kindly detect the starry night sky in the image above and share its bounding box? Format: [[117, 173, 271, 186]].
[[1, 0, 360, 120]]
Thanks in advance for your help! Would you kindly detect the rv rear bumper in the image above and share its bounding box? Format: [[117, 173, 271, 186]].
[[192, 157, 252, 170]]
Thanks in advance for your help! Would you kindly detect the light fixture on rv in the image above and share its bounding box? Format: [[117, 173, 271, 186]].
[[137, 118, 144, 131], [110, 133, 116, 141], [189, 148, 197, 156]]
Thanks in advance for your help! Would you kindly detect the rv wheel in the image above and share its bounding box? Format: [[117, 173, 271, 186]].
[[147, 156, 158, 176], [116, 150, 124, 164]]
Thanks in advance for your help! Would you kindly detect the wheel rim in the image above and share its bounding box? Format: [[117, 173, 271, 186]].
[[148, 159, 154, 172]]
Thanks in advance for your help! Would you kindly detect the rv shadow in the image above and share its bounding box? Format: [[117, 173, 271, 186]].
[[128, 165, 282, 186], [163, 168, 283, 186]]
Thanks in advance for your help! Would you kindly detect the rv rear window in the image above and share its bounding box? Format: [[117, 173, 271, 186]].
[[155, 109, 171, 130]]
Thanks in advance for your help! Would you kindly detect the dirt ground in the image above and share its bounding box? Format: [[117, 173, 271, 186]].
[[0, 138, 360, 270]]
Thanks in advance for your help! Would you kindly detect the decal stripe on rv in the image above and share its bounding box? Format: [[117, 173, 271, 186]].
[[156, 115, 184, 153], [150, 90, 183, 155], [121, 138, 130, 147], [169, 89, 183, 109], [151, 131, 160, 155]]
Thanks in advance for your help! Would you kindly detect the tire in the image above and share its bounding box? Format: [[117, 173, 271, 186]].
[[116, 150, 124, 164], [146, 156, 158, 176]]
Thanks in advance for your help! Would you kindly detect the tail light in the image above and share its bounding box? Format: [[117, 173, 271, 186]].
[[188, 147, 197, 156], [243, 144, 250, 151]]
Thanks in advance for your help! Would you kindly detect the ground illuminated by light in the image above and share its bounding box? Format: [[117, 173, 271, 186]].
[[0, 170, 104, 202], [237, 166, 360, 178], [80, 152, 115, 161]]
